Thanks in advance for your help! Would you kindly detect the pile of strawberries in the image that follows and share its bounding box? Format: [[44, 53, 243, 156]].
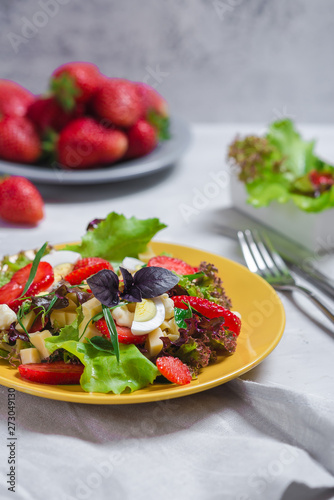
[[0, 62, 169, 170]]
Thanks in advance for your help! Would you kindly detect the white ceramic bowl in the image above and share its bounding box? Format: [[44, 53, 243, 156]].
[[230, 175, 334, 253]]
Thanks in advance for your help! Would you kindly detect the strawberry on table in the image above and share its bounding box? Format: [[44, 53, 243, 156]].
[[126, 119, 158, 159], [0, 176, 44, 225], [64, 262, 113, 285], [156, 356, 192, 385], [95, 318, 147, 345], [148, 256, 198, 275], [93, 78, 142, 128], [50, 61, 103, 110], [172, 296, 241, 336], [0, 116, 41, 164], [18, 362, 84, 385], [0, 80, 35, 118], [57, 117, 127, 169]]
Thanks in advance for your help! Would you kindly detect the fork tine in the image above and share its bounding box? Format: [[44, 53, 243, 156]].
[[237, 231, 258, 273], [251, 230, 280, 277], [243, 229, 268, 272], [260, 231, 291, 277]]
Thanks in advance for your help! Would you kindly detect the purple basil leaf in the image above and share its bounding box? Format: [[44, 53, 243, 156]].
[[119, 267, 142, 302], [87, 269, 120, 307], [119, 267, 134, 290], [121, 285, 142, 303], [134, 266, 179, 298], [8, 323, 29, 345]]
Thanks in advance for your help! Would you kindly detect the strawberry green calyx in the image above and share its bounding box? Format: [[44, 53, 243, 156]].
[[147, 110, 170, 141], [50, 73, 81, 112], [41, 128, 58, 164]]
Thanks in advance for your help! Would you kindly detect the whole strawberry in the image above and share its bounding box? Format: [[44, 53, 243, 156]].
[[93, 78, 142, 128], [126, 119, 158, 159], [135, 82, 169, 118], [0, 176, 44, 225], [0, 116, 41, 163], [0, 80, 35, 118], [50, 61, 103, 111], [27, 96, 85, 134], [57, 117, 128, 169]]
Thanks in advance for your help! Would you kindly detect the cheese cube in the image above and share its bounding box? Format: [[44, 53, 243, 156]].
[[29, 330, 52, 359], [82, 297, 102, 317], [78, 321, 101, 342], [53, 263, 74, 283], [16, 310, 36, 333], [0, 304, 17, 330], [20, 348, 41, 364]]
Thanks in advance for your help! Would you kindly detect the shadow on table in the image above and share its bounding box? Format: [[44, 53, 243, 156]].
[[281, 482, 334, 500], [35, 163, 178, 204]]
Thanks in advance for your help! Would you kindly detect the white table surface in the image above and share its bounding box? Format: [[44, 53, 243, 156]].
[[0, 124, 334, 500]]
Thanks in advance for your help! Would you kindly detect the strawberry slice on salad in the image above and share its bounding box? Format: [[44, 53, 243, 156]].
[[172, 296, 241, 336], [156, 356, 192, 385], [95, 318, 147, 345], [64, 262, 112, 285], [18, 362, 84, 385], [148, 256, 198, 275], [11, 262, 54, 296], [73, 257, 113, 271], [0, 281, 23, 308]]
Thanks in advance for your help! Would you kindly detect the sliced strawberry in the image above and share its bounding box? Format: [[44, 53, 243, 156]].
[[11, 262, 54, 295], [18, 362, 84, 385], [172, 296, 241, 336], [73, 257, 113, 271], [309, 170, 334, 187], [147, 256, 198, 275], [64, 262, 112, 285], [156, 357, 192, 385], [0, 281, 23, 309], [95, 318, 147, 345]]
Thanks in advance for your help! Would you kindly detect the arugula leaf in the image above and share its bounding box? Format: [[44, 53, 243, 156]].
[[64, 212, 166, 262]]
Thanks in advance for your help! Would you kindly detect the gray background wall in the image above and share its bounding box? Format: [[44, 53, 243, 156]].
[[1, 0, 333, 123]]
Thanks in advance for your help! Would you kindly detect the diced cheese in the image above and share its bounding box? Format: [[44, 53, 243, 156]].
[[82, 297, 102, 317], [29, 330, 52, 359], [78, 321, 101, 343], [0, 304, 17, 330], [16, 310, 36, 333], [145, 327, 166, 357], [20, 348, 41, 364]]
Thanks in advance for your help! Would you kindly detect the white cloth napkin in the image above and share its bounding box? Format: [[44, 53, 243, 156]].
[[1, 378, 334, 500]]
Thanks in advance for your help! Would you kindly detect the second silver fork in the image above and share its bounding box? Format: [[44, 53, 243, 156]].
[[238, 229, 334, 324]]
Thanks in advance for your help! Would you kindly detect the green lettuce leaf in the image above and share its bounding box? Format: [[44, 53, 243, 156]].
[[64, 212, 166, 262], [45, 337, 159, 394]]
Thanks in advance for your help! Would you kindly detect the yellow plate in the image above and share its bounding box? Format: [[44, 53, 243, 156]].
[[0, 242, 285, 404]]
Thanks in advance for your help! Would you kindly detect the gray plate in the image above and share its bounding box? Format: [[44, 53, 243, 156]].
[[0, 117, 191, 185]]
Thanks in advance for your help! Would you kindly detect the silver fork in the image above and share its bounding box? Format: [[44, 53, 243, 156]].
[[238, 229, 334, 324]]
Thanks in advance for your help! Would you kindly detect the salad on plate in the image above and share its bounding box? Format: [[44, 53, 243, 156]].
[[0, 213, 241, 394]]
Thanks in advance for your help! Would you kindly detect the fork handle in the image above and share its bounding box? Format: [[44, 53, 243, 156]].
[[276, 284, 334, 323]]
